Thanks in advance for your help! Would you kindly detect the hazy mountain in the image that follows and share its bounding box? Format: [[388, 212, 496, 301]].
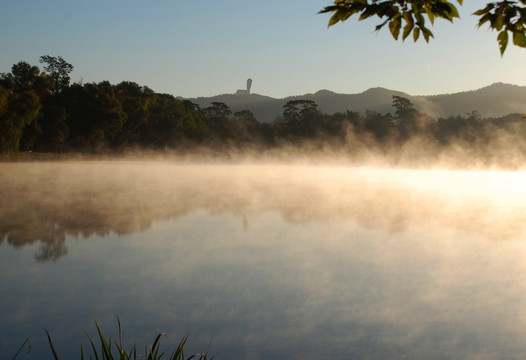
[[413, 82, 526, 118], [188, 82, 526, 123]]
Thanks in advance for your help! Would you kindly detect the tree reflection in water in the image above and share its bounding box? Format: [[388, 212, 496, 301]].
[[1, 161, 525, 262]]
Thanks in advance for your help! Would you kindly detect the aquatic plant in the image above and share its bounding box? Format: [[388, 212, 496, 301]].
[[42, 318, 214, 360]]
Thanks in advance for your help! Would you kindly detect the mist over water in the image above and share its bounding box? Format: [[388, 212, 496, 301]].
[[2, 160, 526, 359]]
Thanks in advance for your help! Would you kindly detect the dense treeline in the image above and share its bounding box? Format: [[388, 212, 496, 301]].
[[1, 56, 526, 163]]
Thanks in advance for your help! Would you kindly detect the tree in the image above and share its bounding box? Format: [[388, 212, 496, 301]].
[[11, 62, 48, 94], [145, 93, 186, 148], [320, 0, 526, 55], [280, 100, 321, 138], [203, 102, 232, 120], [113, 81, 153, 146], [0, 86, 41, 153], [232, 109, 261, 142], [363, 110, 393, 141], [0, 61, 49, 151], [62, 82, 126, 150], [1, 61, 50, 98], [390, 95, 421, 142], [391, 95, 416, 125], [283, 100, 318, 123], [37, 102, 69, 151], [203, 102, 233, 139], [39, 55, 74, 94]]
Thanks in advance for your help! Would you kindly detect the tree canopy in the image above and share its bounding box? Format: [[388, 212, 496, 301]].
[[39, 55, 74, 95], [320, 0, 526, 55], [2, 56, 526, 169]]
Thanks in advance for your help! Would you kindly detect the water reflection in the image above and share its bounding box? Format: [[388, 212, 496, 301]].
[[1, 162, 525, 261], [2, 161, 526, 359]]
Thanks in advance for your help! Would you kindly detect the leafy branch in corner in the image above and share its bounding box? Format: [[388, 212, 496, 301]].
[[320, 0, 526, 55]]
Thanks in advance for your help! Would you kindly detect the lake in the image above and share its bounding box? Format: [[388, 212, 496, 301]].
[[1, 161, 526, 359]]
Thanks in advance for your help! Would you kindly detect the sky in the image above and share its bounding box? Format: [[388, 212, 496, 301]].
[[1, 0, 525, 99]]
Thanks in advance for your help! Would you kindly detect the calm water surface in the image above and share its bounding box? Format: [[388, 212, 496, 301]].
[[1, 161, 526, 359]]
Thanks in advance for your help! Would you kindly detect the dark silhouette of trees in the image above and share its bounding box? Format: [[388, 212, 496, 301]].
[[61, 82, 126, 150], [320, 0, 526, 55], [391, 95, 419, 142], [113, 81, 153, 147], [283, 100, 318, 121], [39, 55, 74, 95], [4, 61, 50, 97], [203, 102, 234, 140], [392, 95, 416, 124], [0, 62, 51, 151], [2, 57, 526, 162], [204, 102, 232, 122], [363, 110, 394, 142], [279, 100, 322, 138], [37, 100, 69, 151], [233, 109, 262, 143], [145, 93, 187, 148], [0, 86, 41, 153], [432, 110, 488, 145]]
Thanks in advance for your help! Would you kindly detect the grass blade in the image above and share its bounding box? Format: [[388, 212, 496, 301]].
[[44, 329, 61, 360], [147, 333, 167, 360], [86, 333, 100, 360], [93, 318, 113, 359], [10, 337, 30, 360], [169, 334, 189, 360]]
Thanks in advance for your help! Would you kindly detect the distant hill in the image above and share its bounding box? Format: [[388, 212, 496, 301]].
[[188, 82, 526, 123], [413, 83, 526, 118]]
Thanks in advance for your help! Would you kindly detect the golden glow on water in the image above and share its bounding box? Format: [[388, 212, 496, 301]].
[[2, 161, 526, 359], [2, 162, 526, 245]]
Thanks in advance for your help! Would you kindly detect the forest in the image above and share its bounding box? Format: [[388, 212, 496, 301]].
[[1, 56, 526, 167]]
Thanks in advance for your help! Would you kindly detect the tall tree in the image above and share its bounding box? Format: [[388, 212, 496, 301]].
[[391, 95, 416, 125], [39, 55, 74, 95]]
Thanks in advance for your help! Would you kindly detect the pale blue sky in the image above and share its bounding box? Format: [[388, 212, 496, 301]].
[[1, 0, 525, 98]]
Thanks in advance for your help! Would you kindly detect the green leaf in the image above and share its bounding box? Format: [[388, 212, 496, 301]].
[[403, 11, 413, 27], [402, 22, 413, 40], [477, 13, 491, 27], [375, 19, 389, 32], [421, 27, 434, 42], [359, 6, 378, 20], [513, 30, 526, 47], [473, 4, 494, 16], [425, 6, 435, 24], [498, 30, 509, 55], [327, 8, 354, 27], [415, 12, 425, 26], [328, 13, 340, 26], [328, 10, 349, 26], [413, 27, 421, 42], [494, 15, 504, 31], [448, 3, 460, 19], [389, 15, 402, 39]]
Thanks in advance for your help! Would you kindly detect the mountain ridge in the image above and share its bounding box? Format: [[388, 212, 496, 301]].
[[187, 83, 526, 123]]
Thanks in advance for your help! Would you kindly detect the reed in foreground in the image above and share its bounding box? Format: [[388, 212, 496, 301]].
[[44, 318, 215, 360]]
